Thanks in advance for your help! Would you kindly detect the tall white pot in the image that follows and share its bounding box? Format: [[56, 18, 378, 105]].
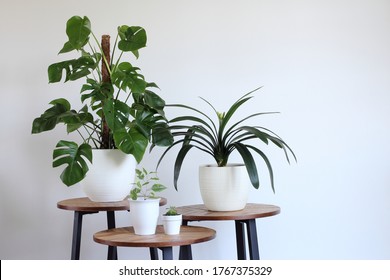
[[129, 198, 160, 235], [199, 164, 250, 211], [81, 149, 136, 202]]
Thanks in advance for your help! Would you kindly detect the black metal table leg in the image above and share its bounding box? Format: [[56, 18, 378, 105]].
[[246, 219, 260, 260], [235, 220, 247, 260], [71, 211, 83, 260], [150, 248, 159, 260], [179, 245, 193, 260], [160, 247, 173, 260], [71, 211, 97, 260], [235, 219, 260, 260], [179, 220, 193, 260], [106, 211, 118, 260]]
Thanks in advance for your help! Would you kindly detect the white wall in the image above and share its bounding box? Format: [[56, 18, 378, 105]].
[[1, 0, 390, 260]]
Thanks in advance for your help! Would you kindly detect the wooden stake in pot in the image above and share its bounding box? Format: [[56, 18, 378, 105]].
[[101, 35, 112, 149]]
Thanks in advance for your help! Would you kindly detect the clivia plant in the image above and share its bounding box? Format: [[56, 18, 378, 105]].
[[157, 87, 296, 193], [31, 16, 173, 186]]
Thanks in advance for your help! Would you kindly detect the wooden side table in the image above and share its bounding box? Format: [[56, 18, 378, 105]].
[[57, 197, 167, 260], [176, 203, 280, 260], [93, 225, 216, 260]]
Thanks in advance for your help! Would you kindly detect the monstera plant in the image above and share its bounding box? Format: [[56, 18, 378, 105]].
[[32, 16, 173, 187]]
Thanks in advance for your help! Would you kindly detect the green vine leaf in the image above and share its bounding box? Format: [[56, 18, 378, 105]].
[[151, 184, 167, 192]]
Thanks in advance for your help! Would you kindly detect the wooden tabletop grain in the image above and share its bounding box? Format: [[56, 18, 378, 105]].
[[93, 225, 216, 248], [57, 197, 167, 212], [176, 203, 280, 221]]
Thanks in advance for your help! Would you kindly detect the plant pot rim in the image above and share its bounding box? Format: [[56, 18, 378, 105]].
[[200, 163, 245, 168], [91, 148, 124, 152], [162, 214, 182, 221], [129, 197, 161, 202], [162, 214, 182, 217]]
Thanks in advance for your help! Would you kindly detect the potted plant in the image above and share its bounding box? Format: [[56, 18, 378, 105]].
[[31, 15, 172, 202], [129, 168, 166, 235], [162, 206, 182, 235], [156, 87, 296, 211]]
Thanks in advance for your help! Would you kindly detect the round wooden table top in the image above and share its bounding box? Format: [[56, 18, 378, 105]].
[[176, 203, 280, 221], [57, 197, 167, 212], [93, 225, 216, 248]]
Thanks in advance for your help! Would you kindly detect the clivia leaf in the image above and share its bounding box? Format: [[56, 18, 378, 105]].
[[173, 145, 193, 190], [232, 142, 259, 189], [247, 145, 275, 193]]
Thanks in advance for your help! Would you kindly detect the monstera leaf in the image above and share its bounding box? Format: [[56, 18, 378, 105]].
[[80, 79, 114, 103], [111, 62, 147, 94], [52, 141, 92, 186], [31, 99, 93, 134], [117, 25, 147, 57], [103, 99, 130, 131], [59, 16, 91, 53], [61, 105, 94, 133], [48, 53, 101, 83], [113, 127, 148, 163], [31, 99, 71, 133]]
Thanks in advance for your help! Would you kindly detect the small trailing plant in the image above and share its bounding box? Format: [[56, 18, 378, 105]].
[[164, 206, 179, 216], [130, 168, 167, 200], [156, 87, 296, 193]]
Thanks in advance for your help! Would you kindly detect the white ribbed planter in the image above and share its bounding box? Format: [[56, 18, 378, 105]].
[[81, 149, 136, 202], [199, 164, 250, 211], [129, 197, 160, 235]]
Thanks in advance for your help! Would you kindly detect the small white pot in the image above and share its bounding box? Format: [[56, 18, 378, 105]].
[[81, 149, 136, 202], [129, 197, 160, 235], [199, 164, 250, 211], [162, 214, 182, 235]]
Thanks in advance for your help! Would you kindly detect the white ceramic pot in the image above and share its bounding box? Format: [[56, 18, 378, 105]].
[[129, 197, 160, 235], [199, 164, 250, 211], [162, 214, 182, 235], [81, 149, 136, 202]]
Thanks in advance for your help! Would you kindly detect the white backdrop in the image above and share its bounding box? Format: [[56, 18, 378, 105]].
[[1, 0, 390, 260]]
